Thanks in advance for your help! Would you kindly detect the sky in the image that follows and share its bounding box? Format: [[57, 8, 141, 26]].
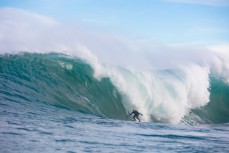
[[0, 0, 228, 46], [1, 0, 229, 123]]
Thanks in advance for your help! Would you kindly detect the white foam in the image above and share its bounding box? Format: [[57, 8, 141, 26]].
[[92, 63, 211, 123]]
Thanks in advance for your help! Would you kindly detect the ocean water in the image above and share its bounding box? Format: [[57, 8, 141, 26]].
[[1, 53, 229, 153]]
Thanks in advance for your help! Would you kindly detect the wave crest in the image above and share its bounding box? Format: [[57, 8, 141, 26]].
[[1, 52, 229, 124]]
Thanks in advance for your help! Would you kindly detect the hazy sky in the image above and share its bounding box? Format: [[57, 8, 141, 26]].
[[0, 0, 228, 46]]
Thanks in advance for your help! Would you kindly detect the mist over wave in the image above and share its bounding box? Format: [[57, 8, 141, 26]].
[[1, 7, 229, 124]]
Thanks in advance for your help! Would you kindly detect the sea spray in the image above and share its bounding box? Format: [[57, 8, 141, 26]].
[[91, 62, 210, 123]]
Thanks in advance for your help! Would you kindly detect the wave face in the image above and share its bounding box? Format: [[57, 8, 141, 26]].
[[1, 52, 229, 124], [0, 53, 127, 119]]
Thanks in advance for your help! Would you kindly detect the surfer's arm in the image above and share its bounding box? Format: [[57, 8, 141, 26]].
[[127, 112, 133, 116]]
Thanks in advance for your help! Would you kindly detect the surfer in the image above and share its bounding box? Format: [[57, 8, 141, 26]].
[[127, 109, 143, 122]]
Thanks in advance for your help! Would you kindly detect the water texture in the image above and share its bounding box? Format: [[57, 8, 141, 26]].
[[1, 53, 229, 152]]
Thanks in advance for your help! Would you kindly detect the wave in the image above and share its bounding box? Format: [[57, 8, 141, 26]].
[[0, 53, 127, 119], [1, 52, 229, 124]]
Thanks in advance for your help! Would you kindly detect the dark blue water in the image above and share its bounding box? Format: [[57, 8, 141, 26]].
[[1, 53, 229, 152], [1, 101, 228, 153]]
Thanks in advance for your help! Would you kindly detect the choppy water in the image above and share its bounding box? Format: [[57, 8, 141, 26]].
[[1, 103, 229, 153]]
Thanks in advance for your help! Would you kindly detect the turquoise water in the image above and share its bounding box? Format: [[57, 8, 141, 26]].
[[1, 53, 229, 152]]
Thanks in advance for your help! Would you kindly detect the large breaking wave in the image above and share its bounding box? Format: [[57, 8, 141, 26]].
[[1, 52, 229, 124]]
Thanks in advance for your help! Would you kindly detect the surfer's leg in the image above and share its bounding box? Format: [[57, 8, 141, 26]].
[[136, 116, 140, 122], [133, 115, 136, 121]]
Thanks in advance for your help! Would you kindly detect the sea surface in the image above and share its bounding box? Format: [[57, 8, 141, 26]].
[[1, 53, 229, 152]]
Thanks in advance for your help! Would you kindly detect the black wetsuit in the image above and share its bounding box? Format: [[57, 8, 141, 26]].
[[128, 110, 143, 122]]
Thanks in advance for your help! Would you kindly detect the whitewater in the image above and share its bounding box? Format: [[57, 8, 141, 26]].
[[1, 8, 229, 153], [1, 51, 229, 152]]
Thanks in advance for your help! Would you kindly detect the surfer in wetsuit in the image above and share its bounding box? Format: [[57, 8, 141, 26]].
[[127, 109, 143, 122]]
